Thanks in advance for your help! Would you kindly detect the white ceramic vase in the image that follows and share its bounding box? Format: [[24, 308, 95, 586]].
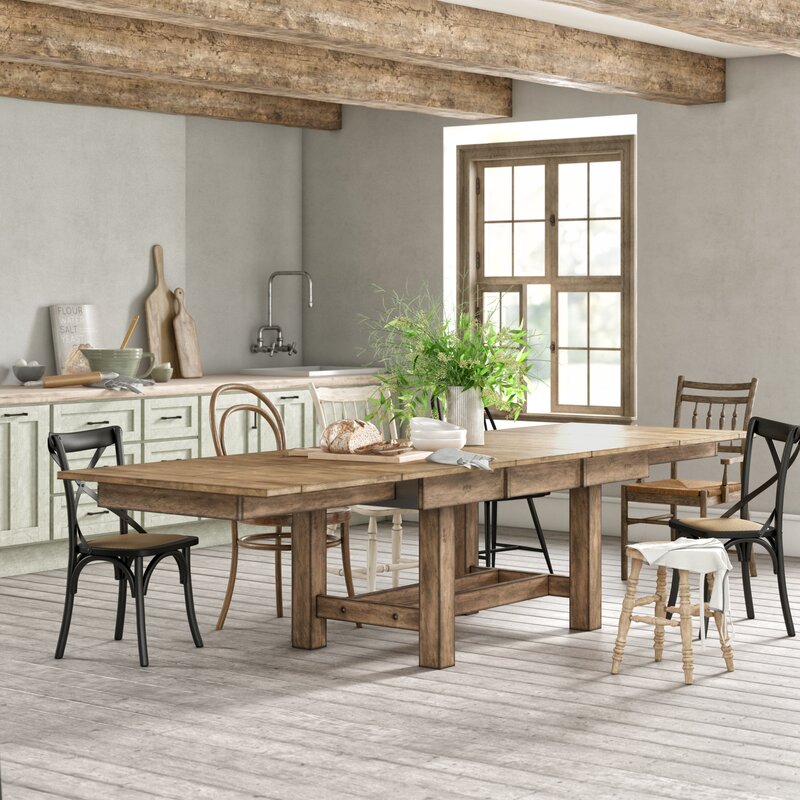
[[445, 386, 484, 446]]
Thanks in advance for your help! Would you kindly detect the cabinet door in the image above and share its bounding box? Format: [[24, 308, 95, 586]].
[[51, 494, 142, 540], [263, 390, 315, 449], [0, 405, 50, 546], [141, 438, 200, 528], [200, 392, 259, 457], [144, 396, 200, 441], [52, 399, 141, 442]]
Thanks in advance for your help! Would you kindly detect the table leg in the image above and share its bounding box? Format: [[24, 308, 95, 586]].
[[291, 509, 328, 650], [419, 506, 456, 669], [569, 485, 602, 631], [453, 502, 479, 578]]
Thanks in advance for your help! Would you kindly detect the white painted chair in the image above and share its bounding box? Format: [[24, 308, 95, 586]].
[[309, 383, 419, 591]]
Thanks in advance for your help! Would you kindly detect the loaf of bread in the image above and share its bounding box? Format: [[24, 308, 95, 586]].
[[320, 419, 383, 453]]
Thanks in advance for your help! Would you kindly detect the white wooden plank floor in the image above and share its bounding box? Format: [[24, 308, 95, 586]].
[[1, 524, 799, 800]]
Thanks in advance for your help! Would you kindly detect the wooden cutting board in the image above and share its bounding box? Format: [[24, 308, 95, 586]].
[[144, 244, 180, 377], [173, 287, 203, 378], [292, 447, 432, 463]]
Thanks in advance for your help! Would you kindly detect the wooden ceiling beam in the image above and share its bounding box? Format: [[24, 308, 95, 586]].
[[0, 61, 342, 128], [22, 0, 726, 104], [538, 1, 800, 58], [0, 1, 510, 119]]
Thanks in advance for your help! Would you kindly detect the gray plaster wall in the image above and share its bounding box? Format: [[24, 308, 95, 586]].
[[302, 54, 800, 429], [0, 101, 304, 382]]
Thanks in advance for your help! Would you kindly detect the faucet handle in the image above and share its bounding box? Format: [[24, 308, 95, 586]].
[[289, 342, 298, 356]]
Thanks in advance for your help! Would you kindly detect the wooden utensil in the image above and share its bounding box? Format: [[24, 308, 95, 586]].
[[173, 287, 203, 378], [119, 315, 139, 349], [144, 244, 180, 377], [33, 372, 105, 388]]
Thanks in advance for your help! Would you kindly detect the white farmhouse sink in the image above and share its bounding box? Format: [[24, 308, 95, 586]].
[[241, 365, 379, 378]]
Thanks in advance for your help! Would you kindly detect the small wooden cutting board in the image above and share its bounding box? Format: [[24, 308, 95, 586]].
[[144, 244, 180, 377], [292, 447, 432, 464], [173, 287, 203, 378]]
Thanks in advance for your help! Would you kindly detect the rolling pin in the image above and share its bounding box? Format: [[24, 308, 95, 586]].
[[24, 372, 115, 388]]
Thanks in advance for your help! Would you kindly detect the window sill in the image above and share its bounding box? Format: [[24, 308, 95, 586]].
[[496, 412, 636, 426]]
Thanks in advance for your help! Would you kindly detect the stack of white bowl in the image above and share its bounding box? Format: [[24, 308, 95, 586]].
[[409, 417, 467, 451]]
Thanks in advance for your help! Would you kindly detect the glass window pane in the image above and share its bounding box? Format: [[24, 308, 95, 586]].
[[559, 350, 588, 406], [589, 292, 621, 348], [590, 161, 621, 218], [527, 284, 551, 414], [484, 166, 512, 221], [558, 292, 588, 348], [590, 350, 621, 407], [589, 219, 621, 276], [482, 292, 501, 328], [558, 220, 588, 276], [514, 164, 545, 220], [558, 162, 587, 219], [514, 222, 545, 276], [501, 291, 520, 328], [483, 222, 512, 276]]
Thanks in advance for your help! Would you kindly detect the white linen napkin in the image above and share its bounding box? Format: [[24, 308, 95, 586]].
[[426, 448, 495, 471]]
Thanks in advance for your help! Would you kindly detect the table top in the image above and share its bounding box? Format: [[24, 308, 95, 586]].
[[60, 423, 744, 499]]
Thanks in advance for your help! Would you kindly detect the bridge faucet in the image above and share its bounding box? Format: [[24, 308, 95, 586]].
[[251, 271, 313, 355]]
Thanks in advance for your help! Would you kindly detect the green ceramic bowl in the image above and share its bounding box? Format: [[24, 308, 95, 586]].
[[80, 348, 155, 378], [150, 365, 173, 383]]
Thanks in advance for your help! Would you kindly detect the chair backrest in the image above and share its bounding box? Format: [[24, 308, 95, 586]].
[[48, 425, 143, 549], [209, 383, 286, 456], [724, 417, 800, 532], [671, 376, 757, 477], [309, 383, 398, 440]]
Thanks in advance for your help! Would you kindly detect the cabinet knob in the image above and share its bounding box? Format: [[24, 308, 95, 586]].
[[86, 420, 110, 425], [280, 395, 300, 400], [3, 412, 28, 418], [160, 415, 183, 420]]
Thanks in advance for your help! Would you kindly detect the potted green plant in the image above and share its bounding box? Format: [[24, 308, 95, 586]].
[[363, 291, 535, 445]]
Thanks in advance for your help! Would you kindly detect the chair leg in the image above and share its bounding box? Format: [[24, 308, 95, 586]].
[[739, 542, 755, 620], [181, 548, 204, 648], [774, 537, 795, 637], [55, 569, 77, 660], [653, 566, 667, 662], [483, 501, 492, 567], [275, 526, 284, 618], [114, 563, 128, 641], [611, 555, 642, 675], [749, 549, 758, 578], [339, 520, 361, 630], [391, 512, 403, 589], [714, 610, 735, 671], [677, 569, 694, 685], [527, 497, 553, 574], [666, 569, 680, 619], [490, 501, 499, 568], [620, 487, 629, 582], [133, 556, 149, 668], [366, 515, 379, 592], [216, 523, 240, 631]]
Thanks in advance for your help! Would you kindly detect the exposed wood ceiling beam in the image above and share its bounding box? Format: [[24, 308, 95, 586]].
[[0, 61, 342, 128], [23, 0, 726, 104], [536, 1, 800, 58], [0, 1, 510, 120]]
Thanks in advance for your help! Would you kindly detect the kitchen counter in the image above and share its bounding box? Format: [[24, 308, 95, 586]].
[[0, 372, 379, 407]]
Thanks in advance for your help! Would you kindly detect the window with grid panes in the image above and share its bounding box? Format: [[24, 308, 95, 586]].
[[458, 136, 634, 420]]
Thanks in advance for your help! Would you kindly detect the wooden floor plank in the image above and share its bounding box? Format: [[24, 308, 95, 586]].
[[1, 524, 798, 799]]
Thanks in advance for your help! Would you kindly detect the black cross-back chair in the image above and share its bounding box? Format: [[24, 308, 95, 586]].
[[668, 416, 800, 637], [49, 426, 203, 667], [430, 399, 552, 572]]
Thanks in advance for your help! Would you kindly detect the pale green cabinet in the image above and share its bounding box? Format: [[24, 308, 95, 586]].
[[52, 398, 141, 442], [141, 437, 200, 528], [0, 405, 50, 546], [264, 390, 316, 449], [200, 391, 259, 457]]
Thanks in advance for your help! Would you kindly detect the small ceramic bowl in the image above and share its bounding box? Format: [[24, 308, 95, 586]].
[[13, 364, 46, 383], [150, 365, 173, 383], [411, 429, 467, 451]]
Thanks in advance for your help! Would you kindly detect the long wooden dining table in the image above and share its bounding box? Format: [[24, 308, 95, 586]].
[[61, 423, 744, 669]]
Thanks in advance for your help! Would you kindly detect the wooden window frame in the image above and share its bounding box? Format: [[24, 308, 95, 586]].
[[457, 136, 636, 423]]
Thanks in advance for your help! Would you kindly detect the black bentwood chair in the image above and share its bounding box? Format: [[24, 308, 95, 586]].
[[49, 426, 203, 666], [668, 416, 800, 637]]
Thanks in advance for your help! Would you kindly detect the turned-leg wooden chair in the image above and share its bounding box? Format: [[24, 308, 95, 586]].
[[620, 376, 758, 580], [210, 383, 356, 629], [49, 426, 203, 667]]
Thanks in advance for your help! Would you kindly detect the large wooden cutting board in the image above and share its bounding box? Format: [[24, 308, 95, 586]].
[[144, 244, 180, 377], [173, 287, 203, 378], [292, 447, 432, 463]]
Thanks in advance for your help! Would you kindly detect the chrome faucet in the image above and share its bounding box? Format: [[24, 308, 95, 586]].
[[251, 270, 313, 356]]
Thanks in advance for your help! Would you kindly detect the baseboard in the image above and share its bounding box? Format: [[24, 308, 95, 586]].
[[493, 492, 800, 558]]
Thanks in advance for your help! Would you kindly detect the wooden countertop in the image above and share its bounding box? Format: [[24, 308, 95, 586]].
[[0, 372, 379, 407]]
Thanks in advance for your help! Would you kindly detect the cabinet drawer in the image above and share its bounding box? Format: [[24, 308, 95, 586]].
[[200, 391, 259, 457], [51, 494, 142, 540], [52, 442, 140, 495], [141, 437, 199, 528], [52, 399, 141, 443], [144, 396, 200, 441], [264, 390, 314, 449]]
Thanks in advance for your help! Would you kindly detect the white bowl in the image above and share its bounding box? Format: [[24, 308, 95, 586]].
[[411, 430, 467, 451], [410, 417, 462, 431]]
